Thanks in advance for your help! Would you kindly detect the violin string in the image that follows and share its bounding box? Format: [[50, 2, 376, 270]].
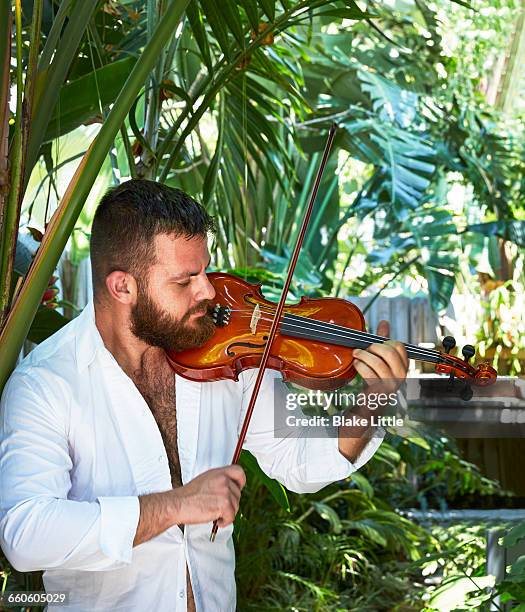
[[211, 301, 474, 373], [225, 310, 444, 359], [221, 312, 467, 371], [230, 314, 470, 372], [223, 306, 442, 355], [229, 311, 441, 357], [238, 317, 451, 365]]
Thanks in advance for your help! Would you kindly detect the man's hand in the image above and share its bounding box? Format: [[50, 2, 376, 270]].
[[352, 320, 408, 393], [172, 465, 246, 528], [337, 320, 408, 463], [133, 465, 246, 546]]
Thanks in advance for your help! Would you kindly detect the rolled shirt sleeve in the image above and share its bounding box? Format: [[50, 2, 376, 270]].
[[97, 496, 140, 564], [241, 369, 384, 493], [0, 371, 140, 572]]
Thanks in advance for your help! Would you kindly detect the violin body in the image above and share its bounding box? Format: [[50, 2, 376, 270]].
[[166, 272, 366, 390]]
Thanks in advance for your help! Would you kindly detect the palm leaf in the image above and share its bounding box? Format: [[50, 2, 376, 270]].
[[25, 0, 100, 183], [467, 220, 525, 248], [45, 57, 137, 141]]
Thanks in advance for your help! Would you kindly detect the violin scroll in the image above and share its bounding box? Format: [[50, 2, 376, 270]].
[[434, 335, 497, 400]]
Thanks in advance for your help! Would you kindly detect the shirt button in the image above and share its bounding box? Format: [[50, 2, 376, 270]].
[[178, 591, 185, 599], [158, 455, 163, 463]]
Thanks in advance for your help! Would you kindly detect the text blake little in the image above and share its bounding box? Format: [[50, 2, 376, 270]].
[[285, 414, 403, 428]]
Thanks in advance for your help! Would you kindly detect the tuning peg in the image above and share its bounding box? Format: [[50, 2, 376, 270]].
[[462, 344, 475, 363], [442, 336, 456, 354]]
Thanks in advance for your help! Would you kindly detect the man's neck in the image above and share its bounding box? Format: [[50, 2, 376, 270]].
[[94, 300, 163, 379]]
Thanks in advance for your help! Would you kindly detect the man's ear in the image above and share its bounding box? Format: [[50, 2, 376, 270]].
[[105, 271, 137, 305]]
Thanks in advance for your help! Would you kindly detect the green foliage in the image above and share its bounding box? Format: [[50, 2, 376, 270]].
[[235, 473, 430, 610], [370, 432, 502, 512], [494, 521, 525, 606], [12, 0, 525, 319], [45, 57, 138, 141], [239, 450, 290, 512], [235, 430, 503, 610], [422, 523, 488, 584], [26, 306, 68, 344], [425, 574, 495, 612], [476, 279, 525, 374], [421, 518, 525, 610], [502, 521, 525, 548]]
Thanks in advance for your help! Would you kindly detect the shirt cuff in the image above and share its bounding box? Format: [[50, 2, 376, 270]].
[[352, 426, 385, 470], [305, 426, 385, 483], [97, 496, 140, 564]]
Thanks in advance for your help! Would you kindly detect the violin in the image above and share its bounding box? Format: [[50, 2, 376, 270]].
[[166, 271, 497, 395]]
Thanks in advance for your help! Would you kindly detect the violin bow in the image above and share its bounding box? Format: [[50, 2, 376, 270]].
[[210, 124, 338, 541]]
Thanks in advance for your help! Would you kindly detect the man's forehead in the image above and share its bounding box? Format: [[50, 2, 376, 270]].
[[152, 233, 209, 268]]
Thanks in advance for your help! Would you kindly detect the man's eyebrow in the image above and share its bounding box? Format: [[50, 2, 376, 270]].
[[170, 256, 212, 280]]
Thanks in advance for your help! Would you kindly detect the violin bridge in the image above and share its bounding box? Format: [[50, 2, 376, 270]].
[[250, 304, 261, 335]]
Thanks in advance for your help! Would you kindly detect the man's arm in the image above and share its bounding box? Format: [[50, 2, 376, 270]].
[[241, 321, 408, 493], [133, 465, 245, 546]]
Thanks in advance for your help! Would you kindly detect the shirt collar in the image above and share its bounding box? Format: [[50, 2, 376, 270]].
[[75, 300, 106, 372]]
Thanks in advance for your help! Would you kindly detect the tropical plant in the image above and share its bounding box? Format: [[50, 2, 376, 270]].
[[236, 448, 430, 611], [476, 278, 525, 375], [419, 523, 494, 612], [494, 521, 525, 606], [0, 0, 194, 388], [375, 433, 503, 513], [234, 432, 504, 611], [419, 519, 525, 611]]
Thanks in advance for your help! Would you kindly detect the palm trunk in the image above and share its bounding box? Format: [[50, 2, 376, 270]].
[[0, 4, 11, 241]]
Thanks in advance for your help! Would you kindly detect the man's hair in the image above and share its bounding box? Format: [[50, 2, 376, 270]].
[[90, 179, 215, 299]]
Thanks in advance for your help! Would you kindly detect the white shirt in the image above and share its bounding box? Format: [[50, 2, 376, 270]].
[[0, 301, 382, 611]]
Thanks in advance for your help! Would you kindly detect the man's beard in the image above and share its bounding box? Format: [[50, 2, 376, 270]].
[[130, 281, 215, 352]]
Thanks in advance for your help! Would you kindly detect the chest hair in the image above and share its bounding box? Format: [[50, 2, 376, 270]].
[[132, 349, 182, 489]]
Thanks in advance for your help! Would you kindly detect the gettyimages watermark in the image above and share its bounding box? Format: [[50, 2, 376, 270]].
[[273, 377, 525, 439], [284, 388, 401, 429]]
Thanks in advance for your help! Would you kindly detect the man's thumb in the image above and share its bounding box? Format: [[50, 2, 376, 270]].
[[376, 319, 390, 337]]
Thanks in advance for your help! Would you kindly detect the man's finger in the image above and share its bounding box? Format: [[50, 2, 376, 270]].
[[353, 347, 392, 379], [370, 341, 406, 379], [368, 341, 407, 378], [228, 480, 242, 503], [353, 352, 399, 394], [362, 343, 403, 375], [385, 339, 409, 372], [224, 465, 246, 489], [376, 319, 390, 337], [353, 358, 379, 380]]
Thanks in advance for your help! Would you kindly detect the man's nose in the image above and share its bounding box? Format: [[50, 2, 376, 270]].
[[196, 273, 216, 302]]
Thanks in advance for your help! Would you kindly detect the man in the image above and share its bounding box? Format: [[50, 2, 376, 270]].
[[0, 180, 408, 611]]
